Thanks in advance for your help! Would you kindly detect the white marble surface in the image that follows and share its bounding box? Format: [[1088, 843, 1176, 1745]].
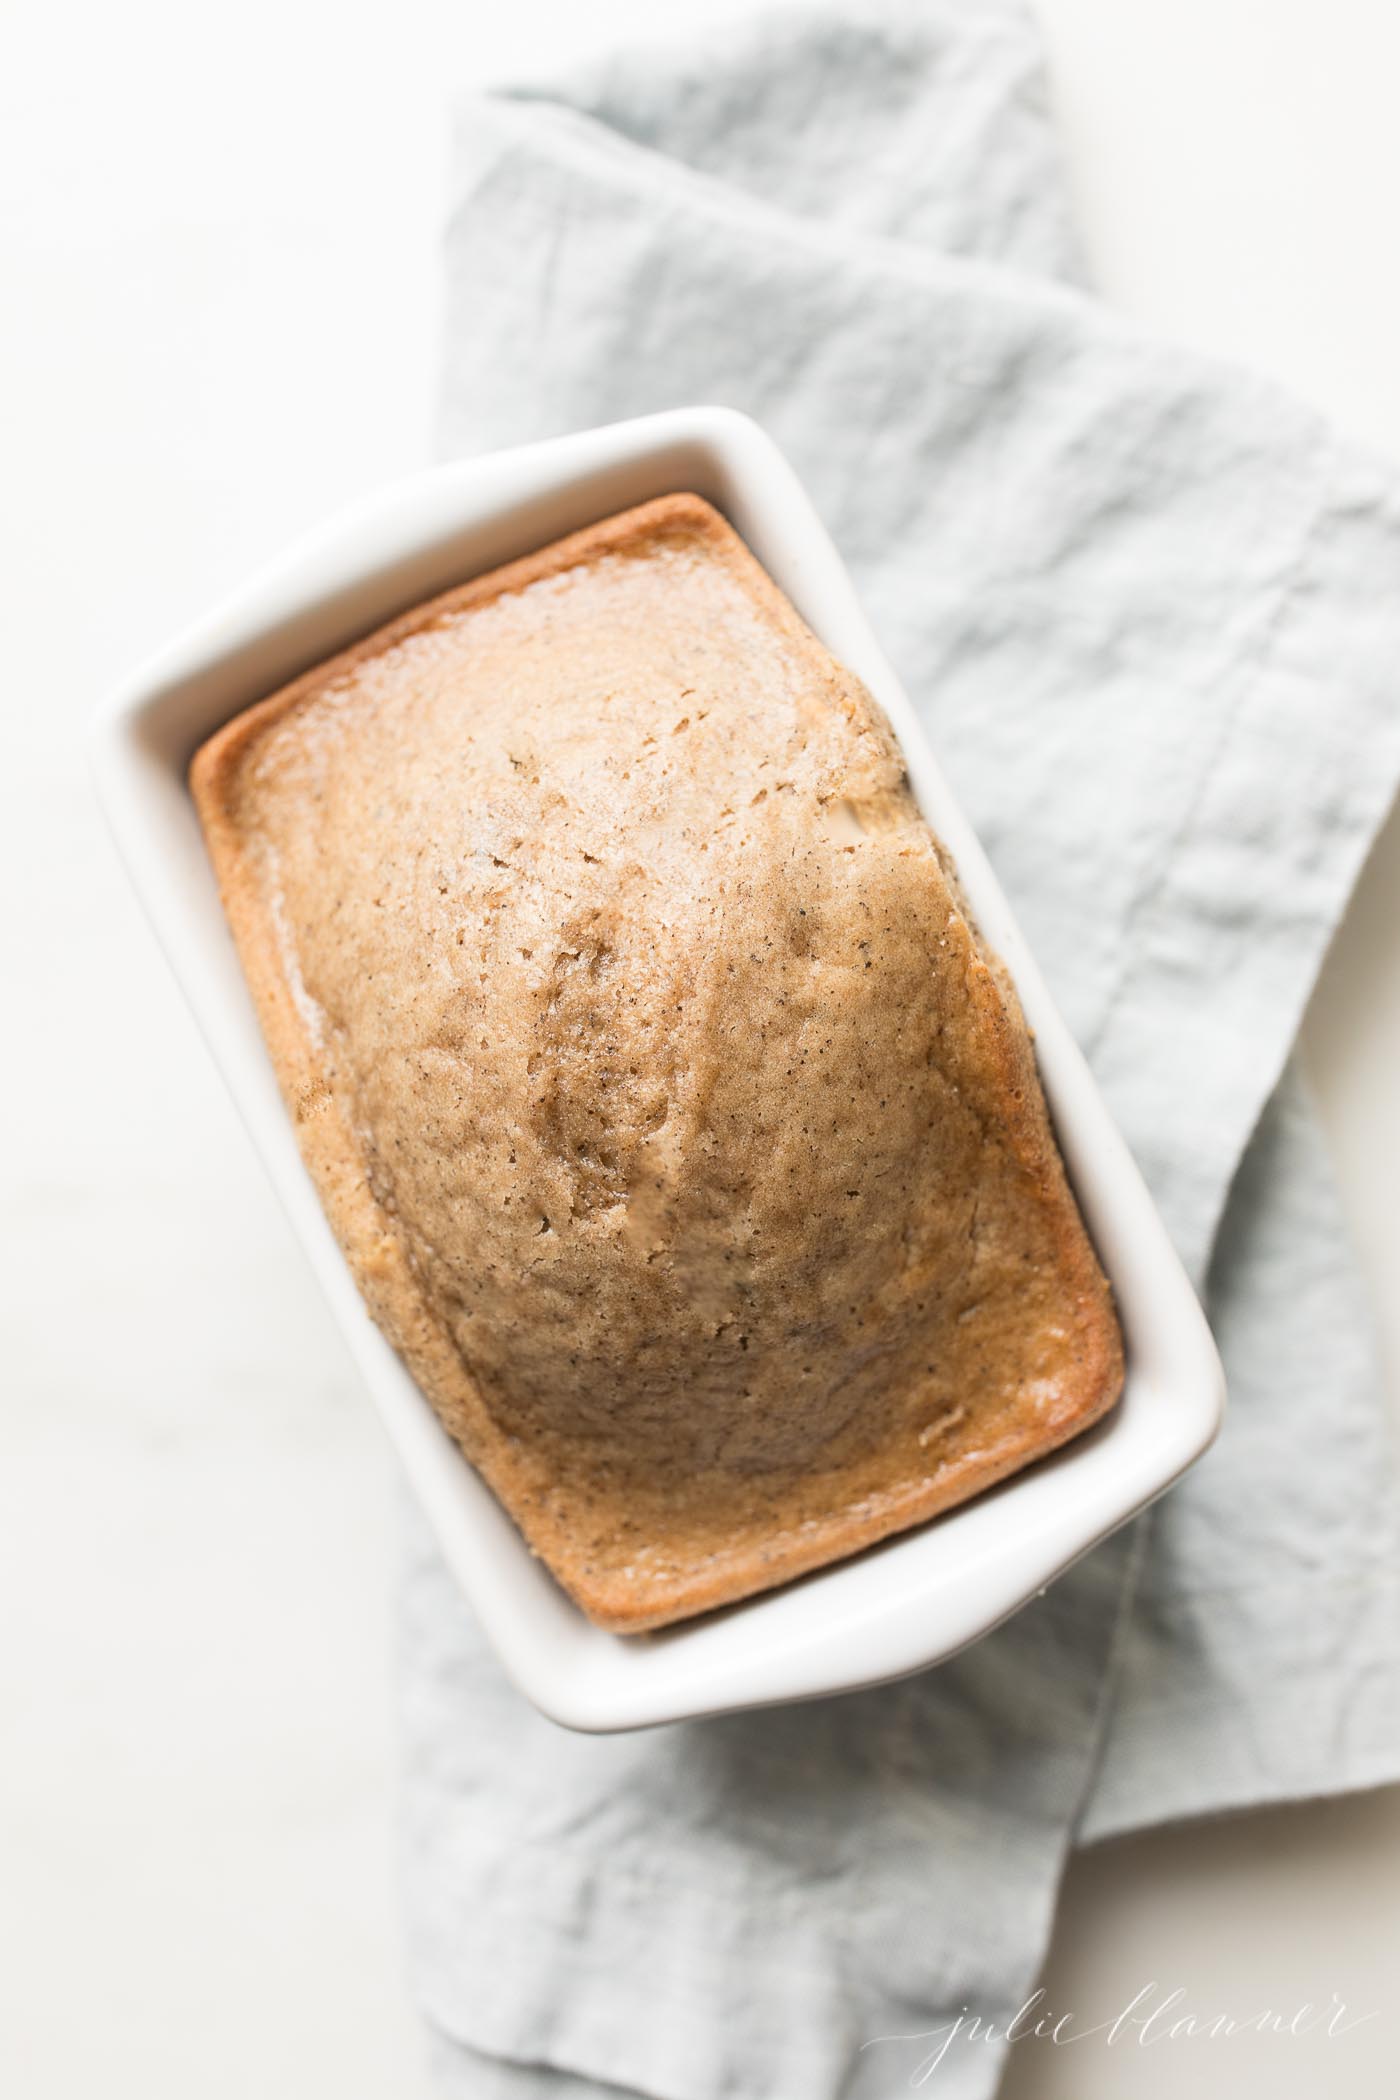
[[2, 2, 1396, 2094]]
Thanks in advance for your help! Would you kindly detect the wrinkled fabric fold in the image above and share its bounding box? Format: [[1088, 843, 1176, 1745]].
[[405, 5, 1400, 2095]]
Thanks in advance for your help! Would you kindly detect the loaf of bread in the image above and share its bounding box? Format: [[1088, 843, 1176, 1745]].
[[191, 495, 1122, 1632]]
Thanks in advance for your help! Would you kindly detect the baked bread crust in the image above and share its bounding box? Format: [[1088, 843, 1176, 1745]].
[[191, 495, 1123, 1632]]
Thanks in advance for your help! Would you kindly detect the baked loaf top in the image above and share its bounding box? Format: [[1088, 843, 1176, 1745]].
[[192, 495, 1122, 1632]]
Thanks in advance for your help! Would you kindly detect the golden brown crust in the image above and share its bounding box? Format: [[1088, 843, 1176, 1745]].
[[192, 494, 1122, 1633]]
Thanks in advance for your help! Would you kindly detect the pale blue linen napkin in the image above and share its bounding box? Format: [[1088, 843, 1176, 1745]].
[[403, 5, 1400, 2093]]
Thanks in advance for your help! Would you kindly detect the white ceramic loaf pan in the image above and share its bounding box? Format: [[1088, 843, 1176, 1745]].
[[92, 407, 1225, 1732]]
